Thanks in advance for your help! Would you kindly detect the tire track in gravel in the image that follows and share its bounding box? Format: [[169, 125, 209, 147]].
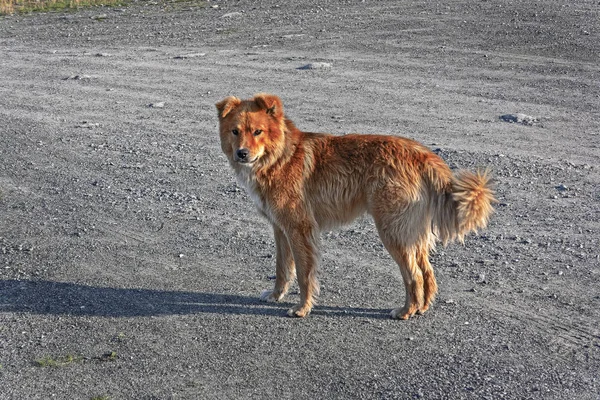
[[484, 300, 600, 361]]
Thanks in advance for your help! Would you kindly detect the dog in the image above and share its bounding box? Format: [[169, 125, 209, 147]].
[[216, 93, 495, 319]]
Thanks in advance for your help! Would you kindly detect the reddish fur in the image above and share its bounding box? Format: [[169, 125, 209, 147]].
[[216, 93, 495, 319]]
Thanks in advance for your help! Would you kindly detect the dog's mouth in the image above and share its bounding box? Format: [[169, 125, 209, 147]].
[[235, 156, 259, 165]]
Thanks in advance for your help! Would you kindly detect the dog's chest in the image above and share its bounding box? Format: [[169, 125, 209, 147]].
[[235, 169, 273, 221]]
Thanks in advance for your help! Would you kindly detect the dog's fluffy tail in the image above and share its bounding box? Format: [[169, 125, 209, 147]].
[[434, 169, 495, 245]]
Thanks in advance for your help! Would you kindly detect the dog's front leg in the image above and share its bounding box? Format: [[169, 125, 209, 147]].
[[285, 226, 320, 318], [260, 224, 295, 302]]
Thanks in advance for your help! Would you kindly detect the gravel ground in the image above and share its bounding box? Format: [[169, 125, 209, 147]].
[[0, 0, 599, 399]]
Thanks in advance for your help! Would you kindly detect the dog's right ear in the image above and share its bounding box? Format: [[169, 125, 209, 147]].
[[253, 93, 284, 120], [215, 96, 241, 118]]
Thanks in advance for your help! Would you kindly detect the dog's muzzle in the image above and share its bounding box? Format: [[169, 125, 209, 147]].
[[235, 148, 257, 164]]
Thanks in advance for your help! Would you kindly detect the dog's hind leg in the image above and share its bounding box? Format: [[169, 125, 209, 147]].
[[385, 244, 424, 320], [260, 224, 296, 302], [372, 196, 426, 319], [416, 239, 437, 315]]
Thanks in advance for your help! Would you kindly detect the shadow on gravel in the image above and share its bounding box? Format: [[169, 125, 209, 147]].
[[0, 280, 389, 319]]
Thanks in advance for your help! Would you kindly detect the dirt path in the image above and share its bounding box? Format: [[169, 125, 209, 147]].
[[1, 1, 599, 398]]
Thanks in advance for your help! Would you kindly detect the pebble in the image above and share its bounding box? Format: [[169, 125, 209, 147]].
[[297, 62, 332, 70], [173, 53, 206, 59], [75, 121, 100, 129], [64, 74, 92, 80], [499, 113, 538, 126], [282, 34, 306, 39], [220, 12, 242, 18]]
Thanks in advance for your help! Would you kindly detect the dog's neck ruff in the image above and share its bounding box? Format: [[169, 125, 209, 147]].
[[234, 164, 275, 223]]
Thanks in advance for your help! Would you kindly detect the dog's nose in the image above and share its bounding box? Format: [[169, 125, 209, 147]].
[[236, 148, 249, 160]]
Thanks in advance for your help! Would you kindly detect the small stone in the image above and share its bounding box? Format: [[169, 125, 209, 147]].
[[220, 12, 242, 18], [178, 254, 185, 258], [76, 121, 100, 129], [499, 113, 538, 126], [64, 74, 92, 80], [282, 34, 306, 39], [149, 102, 165, 108], [173, 53, 206, 59], [297, 62, 332, 70]]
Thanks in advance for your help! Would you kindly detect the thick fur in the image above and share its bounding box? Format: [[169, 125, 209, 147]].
[[216, 93, 495, 319]]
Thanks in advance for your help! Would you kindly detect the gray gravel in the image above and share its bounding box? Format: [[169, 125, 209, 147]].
[[0, 0, 599, 399]]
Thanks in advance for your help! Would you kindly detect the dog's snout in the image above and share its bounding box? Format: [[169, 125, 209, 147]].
[[236, 148, 249, 160]]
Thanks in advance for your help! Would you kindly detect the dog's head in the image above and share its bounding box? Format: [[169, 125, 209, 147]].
[[216, 93, 286, 167]]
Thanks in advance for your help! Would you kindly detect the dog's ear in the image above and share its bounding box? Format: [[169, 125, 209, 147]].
[[253, 93, 284, 120], [215, 96, 241, 118]]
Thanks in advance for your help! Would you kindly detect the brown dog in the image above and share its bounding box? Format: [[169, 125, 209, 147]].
[[216, 93, 494, 319]]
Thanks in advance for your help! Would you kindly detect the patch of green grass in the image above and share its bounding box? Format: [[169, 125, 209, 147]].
[[112, 332, 126, 343], [216, 28, 238, 35], [97, 351, 118, 361], [166, 0, 205, 5], [0, 0, 128, 15], [35, 354, 83, 367], [159, 0, 206, 12]]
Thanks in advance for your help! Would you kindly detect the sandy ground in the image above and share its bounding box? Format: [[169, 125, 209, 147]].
[[1, 0, 599, 398]]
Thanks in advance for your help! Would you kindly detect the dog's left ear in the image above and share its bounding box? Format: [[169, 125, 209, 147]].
[[253, 93, 284, 120], [216, 96, 241, 119]]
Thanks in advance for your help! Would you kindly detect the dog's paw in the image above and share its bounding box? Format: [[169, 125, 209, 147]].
[[287, 305, 311, 318], [390, 306, 415, 320], [416, 303, 431, 315], [260, 289, 283, 302]]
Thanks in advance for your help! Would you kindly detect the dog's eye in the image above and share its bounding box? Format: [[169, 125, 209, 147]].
[[253, 129, 263, 136], [232, 129, 239, 136]]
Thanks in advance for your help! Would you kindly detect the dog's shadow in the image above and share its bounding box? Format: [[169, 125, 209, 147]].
[[0, 280, 389, 319]]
